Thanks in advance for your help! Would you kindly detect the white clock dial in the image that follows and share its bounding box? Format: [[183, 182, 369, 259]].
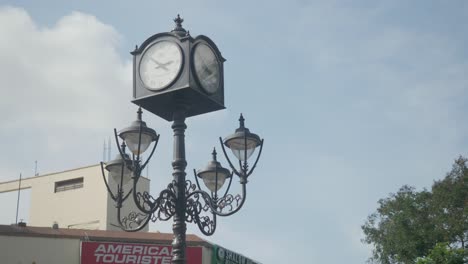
[[139, 41, 183, 90], [193, 43, 220, 94]]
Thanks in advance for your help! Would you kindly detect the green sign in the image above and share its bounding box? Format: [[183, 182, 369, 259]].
[[211, 245, 260, 264]]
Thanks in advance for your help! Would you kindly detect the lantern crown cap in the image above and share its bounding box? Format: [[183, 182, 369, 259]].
[[171, 14, 187, 36]]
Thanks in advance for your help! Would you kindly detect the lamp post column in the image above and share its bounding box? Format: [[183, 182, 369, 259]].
[[171, 108, 188, 264]]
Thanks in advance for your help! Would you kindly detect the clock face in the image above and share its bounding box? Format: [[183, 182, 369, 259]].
[[193, 43, 220, 94], [139, 41, 183, 90]]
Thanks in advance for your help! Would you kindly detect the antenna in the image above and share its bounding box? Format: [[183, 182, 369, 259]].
[[108, 137, 111, 161], [103, 138, 112, 162], [34, 160, 39, 176], [15, 173, 22, 225]]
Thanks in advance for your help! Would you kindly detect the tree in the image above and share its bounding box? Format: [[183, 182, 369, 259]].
[[431, 156, 468, 249], [362, 156, 468, 264], [362, 186, 440, 263], [415, 243, 466, 264]]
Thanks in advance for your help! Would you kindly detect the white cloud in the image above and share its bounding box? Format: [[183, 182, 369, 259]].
[[0, 7, 129, 127], [0, 7, 135, 180]]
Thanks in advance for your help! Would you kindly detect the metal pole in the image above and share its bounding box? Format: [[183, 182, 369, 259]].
[[15, 173, 22, 225], [171, 108, 187, 264]]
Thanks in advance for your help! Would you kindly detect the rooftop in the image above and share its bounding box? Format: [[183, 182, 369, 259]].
[[0, 224, 210, 247]]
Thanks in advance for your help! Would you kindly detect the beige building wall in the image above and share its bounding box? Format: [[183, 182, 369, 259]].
[[0, 164, 150, 232], [0, 236, 81, 264]]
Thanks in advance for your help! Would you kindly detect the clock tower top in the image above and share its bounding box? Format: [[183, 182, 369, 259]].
[[131, 15, 226, 121], [171, 14, 187, 36]]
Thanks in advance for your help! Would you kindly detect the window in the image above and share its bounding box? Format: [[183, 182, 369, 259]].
[[55, 177, 84, 192]]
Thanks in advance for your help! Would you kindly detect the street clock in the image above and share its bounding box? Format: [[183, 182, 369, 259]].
[[131, 15, 226, 121]]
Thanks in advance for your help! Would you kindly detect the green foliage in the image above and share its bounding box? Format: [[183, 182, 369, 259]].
[[362, 186, 439, 263], [431, 157, 468, 248], [362, 156, 468, 264], [415, 243, 466, 264]]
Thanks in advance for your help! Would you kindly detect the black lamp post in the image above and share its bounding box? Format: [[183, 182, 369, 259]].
[[101, 108, 263, 263], [100, 16, 264, 264]]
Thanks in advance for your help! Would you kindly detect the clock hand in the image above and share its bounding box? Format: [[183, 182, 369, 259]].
[[154, 61, 176, 72], [149, 57, 162, 64], [149, 57, 169, 71], [160, 60, 174, 66], [201, 65, 213, 76], [155, 60, 174, 70]]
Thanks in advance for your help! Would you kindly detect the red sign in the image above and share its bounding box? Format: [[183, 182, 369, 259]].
[[81, 241, 202, 264]]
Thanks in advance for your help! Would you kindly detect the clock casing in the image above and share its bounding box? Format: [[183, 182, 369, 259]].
[[131, 30, 225, 121]]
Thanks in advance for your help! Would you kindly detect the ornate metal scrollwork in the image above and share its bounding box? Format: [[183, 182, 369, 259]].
[[101, 109, 263, 238], [120, 211, 149, 230], [217, 194, 242, 212]]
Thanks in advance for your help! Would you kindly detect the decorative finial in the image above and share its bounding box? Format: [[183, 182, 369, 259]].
[[174, 14, 183, 27], [171, 14, 187, 36], [239, 114, 245, 128], [137, 107, 143, 121], [212, 147, 217, 161]]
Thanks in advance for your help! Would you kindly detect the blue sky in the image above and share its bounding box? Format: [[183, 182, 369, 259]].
[[0, 1, 467, 263]]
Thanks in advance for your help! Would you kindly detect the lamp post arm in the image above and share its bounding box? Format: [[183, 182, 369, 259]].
[[114, 129, 125, 159], [131, 176, 177, 215], [136, 117, 143, 161], [116, 186, 177, 232], [140, 134, 159, 171], [193, 169, 203, 191], [220, 171, 234, 199], [186, 183, 246, 217], [216, 182, 246, 217], [131, 175, 153, 214], [156, 188, 177, 221], [185, 189, 217, 236], [121, 187, 133, 203], [100, 162, 132, 203], [116, 206, 153, 232], [194, 211, 217, 236], [100, 162, 116, 201], [238, 159, 244, 175], [245, 139, 264, 178], [219, 137, 241, 176], [114, 128, 139, 173]]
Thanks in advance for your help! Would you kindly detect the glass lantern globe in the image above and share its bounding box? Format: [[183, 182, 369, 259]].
[[197, 149, 231, 192], [223, 114, 261, 161], [105, 152, 133, 186], [118, 108, 157, 155]]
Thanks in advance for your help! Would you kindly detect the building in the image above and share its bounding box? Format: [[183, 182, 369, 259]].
[[0, 165, 261, 263], [0, 164, 149, 231], [0, 224, 259, 264]]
